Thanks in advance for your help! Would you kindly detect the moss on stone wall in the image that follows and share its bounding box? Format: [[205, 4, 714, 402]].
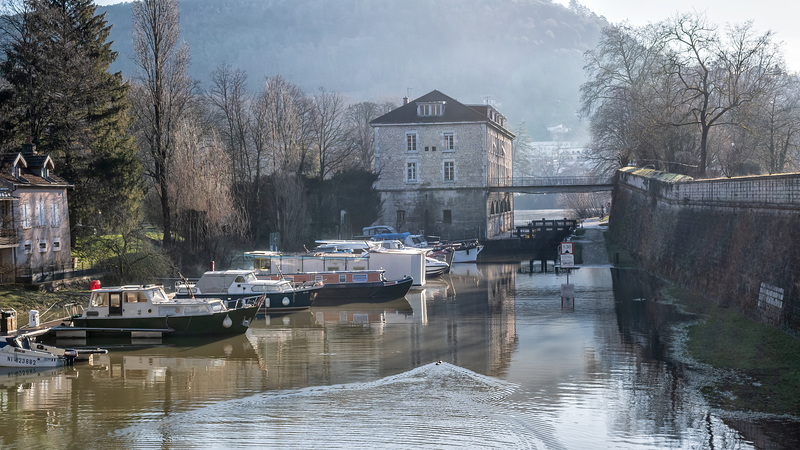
[[611, 173, 800, 336]]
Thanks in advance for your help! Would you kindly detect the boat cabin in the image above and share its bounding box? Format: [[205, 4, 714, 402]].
[[86, 285, 228, 318], [176, 269, 296, 296]]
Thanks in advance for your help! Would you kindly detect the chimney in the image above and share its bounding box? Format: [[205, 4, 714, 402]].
[[22, 136, 36, 155], [403, 96, 409, 105]]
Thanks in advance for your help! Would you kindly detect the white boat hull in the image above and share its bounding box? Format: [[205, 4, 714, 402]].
[[450, 245, 483, 263], [1, 347, 63, 368]]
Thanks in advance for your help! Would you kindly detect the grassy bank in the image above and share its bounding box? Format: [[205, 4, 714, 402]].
[[605, 228, 800, 416], [0, 286, 88, 327], [664, 286, 800, 416]]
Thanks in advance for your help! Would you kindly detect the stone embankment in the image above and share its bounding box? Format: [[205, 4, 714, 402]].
[[609, 167, 800, 336]]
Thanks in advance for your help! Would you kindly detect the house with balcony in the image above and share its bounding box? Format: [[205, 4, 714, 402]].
[[0, 143, 72, 283], [370, 90, 515, 240]]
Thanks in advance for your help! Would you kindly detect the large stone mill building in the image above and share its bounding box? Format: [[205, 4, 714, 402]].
[[370, 90, 515, 240]]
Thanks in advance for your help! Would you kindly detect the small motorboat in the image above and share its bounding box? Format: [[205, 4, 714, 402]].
[[174, 269, 319, 313], [0, 333, 77, 368], [71, 283, 264, 336], [425, 257, 450, 278]]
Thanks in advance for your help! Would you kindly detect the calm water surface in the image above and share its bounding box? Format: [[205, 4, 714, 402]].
[[2, 228, 799, 448]]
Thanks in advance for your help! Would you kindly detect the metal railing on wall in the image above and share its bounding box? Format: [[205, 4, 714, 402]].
[[13, 261, 105, 284]]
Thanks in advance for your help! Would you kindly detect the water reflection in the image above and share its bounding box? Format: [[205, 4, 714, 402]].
[[1, 262, 798, 447]]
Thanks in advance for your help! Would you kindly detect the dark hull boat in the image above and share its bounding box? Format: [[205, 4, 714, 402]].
[[259, 270, 413, 304], [71, 284, 263, 336], [174, 270, 319, 313]]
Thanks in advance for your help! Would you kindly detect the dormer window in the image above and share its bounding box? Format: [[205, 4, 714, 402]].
[[417, 101, 445, 117], [40, 167, 48, 178]]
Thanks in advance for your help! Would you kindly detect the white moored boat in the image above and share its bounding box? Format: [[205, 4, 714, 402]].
[[1, 333, 77, 368]]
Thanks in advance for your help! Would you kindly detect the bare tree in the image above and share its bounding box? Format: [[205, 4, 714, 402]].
[[258, 75, 313, 175], [664, 14, 780, 176], [208, 63, 253, 182], [252, 76, 314, 248], [344, 100, 396, 170], [170, 113, 247, 266], [311, 87, 351, 179], [582, 14, 785, 177], [580, 24, 669, 174], [738, 72, 800, 174], [131, 0, 194, 249]]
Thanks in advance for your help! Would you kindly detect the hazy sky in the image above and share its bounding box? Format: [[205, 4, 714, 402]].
[[553, 0, 800, 72], [91, 0, 800, 71]]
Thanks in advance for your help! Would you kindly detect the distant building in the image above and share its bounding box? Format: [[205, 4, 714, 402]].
[[0, 143, 72, 283], [370, 90, 515, 240]]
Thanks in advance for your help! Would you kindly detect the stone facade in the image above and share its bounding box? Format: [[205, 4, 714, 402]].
[[371, 90, 514, 240], [610, 167, 800, 336], [0, 144, 72, 282]]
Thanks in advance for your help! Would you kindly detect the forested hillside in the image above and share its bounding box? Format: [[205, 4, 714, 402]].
[[100, 0, 606, 139]]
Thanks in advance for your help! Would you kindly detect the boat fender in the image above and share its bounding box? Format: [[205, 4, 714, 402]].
[[282, 297, 290, 306], [222, 314, 233, 328]]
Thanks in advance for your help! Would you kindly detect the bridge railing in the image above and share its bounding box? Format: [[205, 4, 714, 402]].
[[488, 175, 614, 187]]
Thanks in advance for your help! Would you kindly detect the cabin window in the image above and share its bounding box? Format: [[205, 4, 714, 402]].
[[315, 275, 324, 282], [235, 276, 246, 283], [183, 305, 208, 315], [353, 274, 368, 283], [339, 274, 347, 283], [255, 258, 271, 271], [91, 292, 109, 307], [126, 292, 145, 303]]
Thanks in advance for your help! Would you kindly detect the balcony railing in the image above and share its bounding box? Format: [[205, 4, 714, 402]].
[[0, 228, 17, 247]]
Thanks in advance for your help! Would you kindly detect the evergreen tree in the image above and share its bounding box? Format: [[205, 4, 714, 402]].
[[0, 0, 143, 234]]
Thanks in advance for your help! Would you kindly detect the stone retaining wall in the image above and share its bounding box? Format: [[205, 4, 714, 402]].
[[609, 167, 800, 336]]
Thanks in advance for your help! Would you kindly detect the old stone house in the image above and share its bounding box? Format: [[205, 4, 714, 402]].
[[370, 90, 515, 240], [0, 143, 72, 283]]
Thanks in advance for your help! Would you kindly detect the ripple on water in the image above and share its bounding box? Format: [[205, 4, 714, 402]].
[[115, 362, 560, 449]]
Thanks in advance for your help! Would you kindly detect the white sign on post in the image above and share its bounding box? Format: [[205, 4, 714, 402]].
[[560, 241, 574, 268]]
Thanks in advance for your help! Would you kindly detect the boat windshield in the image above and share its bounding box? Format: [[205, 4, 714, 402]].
[[150, 288, 169, 303], [8, 337, 31, 349]]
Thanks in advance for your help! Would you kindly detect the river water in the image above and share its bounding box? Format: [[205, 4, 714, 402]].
[[2, 223, 799, 448]]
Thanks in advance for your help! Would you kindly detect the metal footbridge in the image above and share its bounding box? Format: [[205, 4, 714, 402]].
[[487, 176, 614, 194]]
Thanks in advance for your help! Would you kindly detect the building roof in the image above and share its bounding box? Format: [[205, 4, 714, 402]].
[[370, 90, 515, 138], [0, 144, 71, 189]]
